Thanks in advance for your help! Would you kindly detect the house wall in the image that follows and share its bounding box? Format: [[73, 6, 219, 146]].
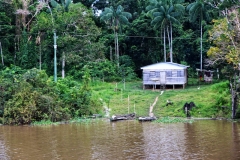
[[142, 69, 187, 85], [204, 72, 213, 82]]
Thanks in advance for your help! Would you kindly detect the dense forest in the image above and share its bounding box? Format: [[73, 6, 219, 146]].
[[1, 0, 240, 124]]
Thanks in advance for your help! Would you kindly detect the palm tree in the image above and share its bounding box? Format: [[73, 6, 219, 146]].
[[100, 5, 132, 67], [147, 0, 184, 62], [51, 0, 71, 12], [187, 0, 210, 70]]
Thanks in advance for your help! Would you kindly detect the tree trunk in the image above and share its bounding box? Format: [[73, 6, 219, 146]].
[[230, 73, 238, 119], [230, 83, 237, 119], [164, 28, 166, 62], [14, 41, 17, 65], [167, 26, 171, 62], [110, 46, 112, 61], [113, 29, 117, 63], [200, 17, 203, 70], [39, 43, 41, 70], [116, 32, 119, 68], [170, 22, 173, 62], [62, 52, 65, 79], [0, 42, 4, 66]]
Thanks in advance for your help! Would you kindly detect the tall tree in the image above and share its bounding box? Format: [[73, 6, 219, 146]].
[[100, 5, 132, 67], [206, 8, 240, 118], [187, 0, 211, 70], [0, 0, 15, 68], [31, 3, 106, 78], [147, 0, 185, 62]]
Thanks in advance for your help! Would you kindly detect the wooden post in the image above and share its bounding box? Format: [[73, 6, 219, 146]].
[[128, 95, 130, 114], [134, 103, 136, 114], [121, 89, 123, 101], [0, 42, 4, 66]]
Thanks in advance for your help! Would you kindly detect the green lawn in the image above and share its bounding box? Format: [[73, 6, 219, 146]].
[[91, 80, 232, 118]]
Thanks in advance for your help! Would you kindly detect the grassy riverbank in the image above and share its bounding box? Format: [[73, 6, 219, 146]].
[[92, 80, 232, 119]]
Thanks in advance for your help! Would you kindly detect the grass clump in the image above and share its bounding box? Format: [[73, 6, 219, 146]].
[[154, 117, 194, 123], [70, 117, 93, 124], [31, 117, 100, 126], [31, 120, 57, 126]]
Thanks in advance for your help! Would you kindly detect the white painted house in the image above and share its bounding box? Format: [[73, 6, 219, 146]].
[[141, 62, 189, 89]]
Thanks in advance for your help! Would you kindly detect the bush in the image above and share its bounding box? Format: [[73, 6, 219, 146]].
[[2, 67, 102, 125]]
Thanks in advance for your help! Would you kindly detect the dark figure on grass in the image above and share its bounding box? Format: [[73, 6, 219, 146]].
[[183, 102, 196, 117]]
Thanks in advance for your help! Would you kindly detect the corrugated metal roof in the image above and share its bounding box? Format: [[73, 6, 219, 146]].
[[141, 62, 189, 70]]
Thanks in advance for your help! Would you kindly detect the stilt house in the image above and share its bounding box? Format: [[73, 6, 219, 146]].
[[196, 69, 214, 82], [141, 62, 189, 89]]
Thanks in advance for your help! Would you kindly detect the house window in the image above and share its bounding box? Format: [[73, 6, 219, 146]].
[[150, 71, 155, 77], [166, 71, 172, 77], [177, 70, 184, 77]]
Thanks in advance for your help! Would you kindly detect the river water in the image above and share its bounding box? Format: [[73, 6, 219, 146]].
[[0, 119, 240, 160]]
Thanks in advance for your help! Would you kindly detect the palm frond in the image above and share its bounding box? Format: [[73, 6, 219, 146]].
[[174, 4, 185, 13], [160, 6, 166, 13], [50, 0, 60, 8], [122, 12, 132, 19], [168, 5, 174, 14], [151, 16, 164, 27], [186, 2, 196, 11], [169, 16, 180, 25], [190, 6, 201, 22], [64, 0, 71, 12], [153, 12, 163, 17]]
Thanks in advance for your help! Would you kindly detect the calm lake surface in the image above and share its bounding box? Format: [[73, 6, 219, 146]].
[[0, 119, 240, 160]]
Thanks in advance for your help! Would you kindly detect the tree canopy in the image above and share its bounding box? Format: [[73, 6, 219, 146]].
[[1, 0, 240, 122]]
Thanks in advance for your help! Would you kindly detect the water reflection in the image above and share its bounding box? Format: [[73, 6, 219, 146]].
[[0, 120, 239, 160], [141, 123, 187, 159], [184, 120, 240, 160]]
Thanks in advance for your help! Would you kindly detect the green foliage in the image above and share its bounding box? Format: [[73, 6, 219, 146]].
[[31, 120, 55, 126], [1, 0, 239, 123], [22, 68, 48, 88], [1, 67, 102, 125], [4, 81, 39, 124], [100, 5, 132, 67], [53, 67, 102, 118], [154, 116, 194, 123], [29, 2, 106, 77], [186, 0, 211, 23], [209, 81, 230, 116], [87, 60, 118, 81], [0, 66, 26, 117], [146, 0, 185, 62], [2, 68, 69, 124]]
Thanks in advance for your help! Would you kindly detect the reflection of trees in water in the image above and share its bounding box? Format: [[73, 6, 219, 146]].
[[1, 121, 239, 159], [184, 120, 240, 159], [142, 123, 187, 159], [91, 120, 145, 159], [232, 122, 240, 159], [0, 128, 9, 159]]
